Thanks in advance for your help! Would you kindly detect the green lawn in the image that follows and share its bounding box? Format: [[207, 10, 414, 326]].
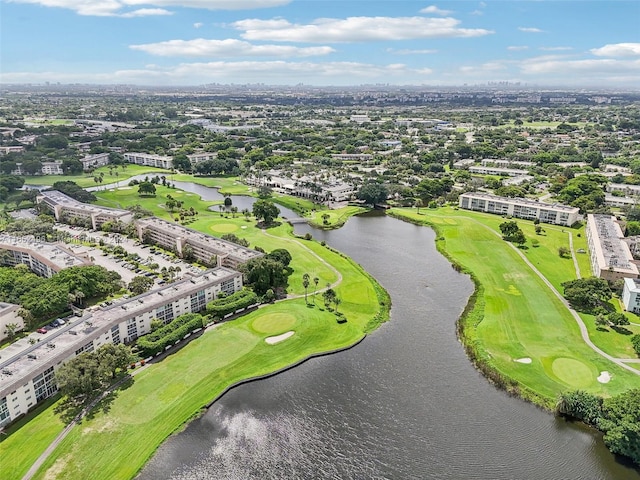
[[0, 397, 65, 480], [26, 252, 384, 480], [390, 206, 640, 405], [307, 206, 369, 229], [23, 165, 172, 188], [1, 183, 388, 480]]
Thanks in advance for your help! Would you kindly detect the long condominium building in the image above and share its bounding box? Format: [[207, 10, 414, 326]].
[[37, 190, 133, 230], [0, 234, 90, 277], [123, 152, 173, 169], [0, 267, 242, 427], [458, 192, 580, 226], [585, 214, 639, 282], [135, 217, 262, 268]]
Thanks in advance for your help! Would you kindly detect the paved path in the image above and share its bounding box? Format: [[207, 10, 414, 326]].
[[260, 229, 344, 301], [424, 212, 640, 375], [567, 231, 582, 279]]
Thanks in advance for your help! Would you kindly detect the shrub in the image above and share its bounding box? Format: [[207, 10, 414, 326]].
[[206, 289, 258, 318], [136, 313, 204, 357]]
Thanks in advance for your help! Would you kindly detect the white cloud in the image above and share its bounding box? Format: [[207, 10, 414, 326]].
[[130, 38, 335, 57], [0, 61, 434, 85], [507, 46, 529, 51], [6, 0, 291, 16], [233, 16, 494, 42], [193, 22, 204, 28], [120, 8, 172, 17], [469, 10, 483, 16], [386, 48, 438, 55], [419, 5, 453, 16], [539, 46, 572, 52], [591, 43, 640, 57], [520, 56, 640, 77], [518, 27, 544, 33]]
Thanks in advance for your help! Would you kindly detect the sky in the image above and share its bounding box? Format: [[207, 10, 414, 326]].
[[1, 0, 639, 87]]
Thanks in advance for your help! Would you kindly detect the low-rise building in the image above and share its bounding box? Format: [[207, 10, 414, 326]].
[[469, 166, 529, 177], [37, 190, 133, 230], [0, 303, 24, 342], [0, 267, 242, 427], [586, 214, 639, 282], [41, 161, 64, 175], [458, 192, 580, 226], [187, 152, 217, 165], [135, 217, 262, 268], [0, 235, 90, 277], [622, 277, 640, 313], [80, 152, 110, 171], [123, 152, 173, 169]]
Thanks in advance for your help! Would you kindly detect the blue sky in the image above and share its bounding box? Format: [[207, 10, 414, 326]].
[[1, 0, 639, 87]]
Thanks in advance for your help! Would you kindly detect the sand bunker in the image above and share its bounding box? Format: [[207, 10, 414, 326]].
[[597, 371, 611, 383], [265, 331, 294, 344], [515, 358, 532, 364]]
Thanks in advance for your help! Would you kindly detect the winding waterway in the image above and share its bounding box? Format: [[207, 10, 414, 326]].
[[135, 199, 639, 479]]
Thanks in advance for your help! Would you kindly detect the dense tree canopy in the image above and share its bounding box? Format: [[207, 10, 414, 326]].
[[51, 181, 96, 203], [356, 182, 389, 205], [561, 277, 612, 312], [252, 199, 280, 225], [241, 256, 290, 296]]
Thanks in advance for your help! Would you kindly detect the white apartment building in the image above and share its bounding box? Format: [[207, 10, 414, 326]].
[[458, 193, 580, 226], [41, 161, 64, 175], [330, 153, 373, 162], [0, 235, 91, 278], [37, 190, 133, 230], [80, 152, 110, 171], [586, 214, 639, 282], [469, 166, 529, 177], [0, 303, 24, 342], [135, 217, 262, 268], [123, 152, 173, 170], [622, 277, 640, 313], [0, 267, 242, 427], [187, 152, 217, 165]]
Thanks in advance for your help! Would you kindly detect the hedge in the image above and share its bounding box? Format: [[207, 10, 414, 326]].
[[206, 289, 258, 318], [137, 313, 204, 357]]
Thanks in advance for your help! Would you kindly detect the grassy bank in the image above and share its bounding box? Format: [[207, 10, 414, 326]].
[[22, 165, 171, 188], [389, 206, 640, 408], [1, 183, 389, 480]]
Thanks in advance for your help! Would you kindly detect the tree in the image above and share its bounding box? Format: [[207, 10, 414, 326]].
[[561, 277, 612, 312], [632, 334, 640, 356], [221, 233, 250, 247], [323, 288, 336, 310], [302, 273, 310, 303], [356, 182, 388, 205], [4, 322, 20, 339], [241, 257, 290, 296], [97, 343, 135, 379], [599, 389, 640, 465], [252, 199, 280, 226], [266, 248, 292, 267], [313, 276, 319, 303], [607, 312, 630, 327], [138, 181, 156, 196], [414, 198, 424, 214], [499, 220, 525, 245], [558, 246, 571, 258], [128, 275, 154, 295]]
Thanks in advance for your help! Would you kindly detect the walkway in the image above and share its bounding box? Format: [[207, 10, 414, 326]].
[[425, 212, 640, 376]]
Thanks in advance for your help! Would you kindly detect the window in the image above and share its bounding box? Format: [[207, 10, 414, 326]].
[[33, 367, 57, 402], [0, 397, 10, 426]]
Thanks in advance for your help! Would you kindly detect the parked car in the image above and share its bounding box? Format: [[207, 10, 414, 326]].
[[36, 327, 48, 334]]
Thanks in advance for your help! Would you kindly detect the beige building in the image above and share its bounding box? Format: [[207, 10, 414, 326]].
[[135, 217, 262, 268], [123, 152, 173, 169], [37, 190, 133, 230], [0, 267, 242, 427], [586, 214, 639, 282], [0, 235, 90, 278], [459, 192, 580, 226], [0, 303, 24, 343]]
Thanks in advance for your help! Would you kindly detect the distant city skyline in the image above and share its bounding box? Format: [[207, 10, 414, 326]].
[[1, 1, 639, 87]]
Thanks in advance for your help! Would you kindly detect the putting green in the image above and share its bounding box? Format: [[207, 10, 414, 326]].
[[252, 313, 297, 334], [210, 223, 239, 233], [551, 357, 594, 388]]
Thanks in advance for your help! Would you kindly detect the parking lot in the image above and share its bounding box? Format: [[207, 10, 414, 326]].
[[54, 224, 203, 287]]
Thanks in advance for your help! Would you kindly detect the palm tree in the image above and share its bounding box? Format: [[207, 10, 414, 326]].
[[334, 297, 342, 314], [415, 198, 424, 214], [312, 276, 319, 303], [4, 322, 19, 340], [302, 273, 310, 303]]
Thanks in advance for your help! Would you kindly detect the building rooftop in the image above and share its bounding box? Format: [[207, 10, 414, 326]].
[[0, 267, 239, 399], [39, 190, 130, 217], [137, 217, 262, 263], [0, 234, 90, 270], [590, 214, 636, 271], [460, 192, 579, 213]]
